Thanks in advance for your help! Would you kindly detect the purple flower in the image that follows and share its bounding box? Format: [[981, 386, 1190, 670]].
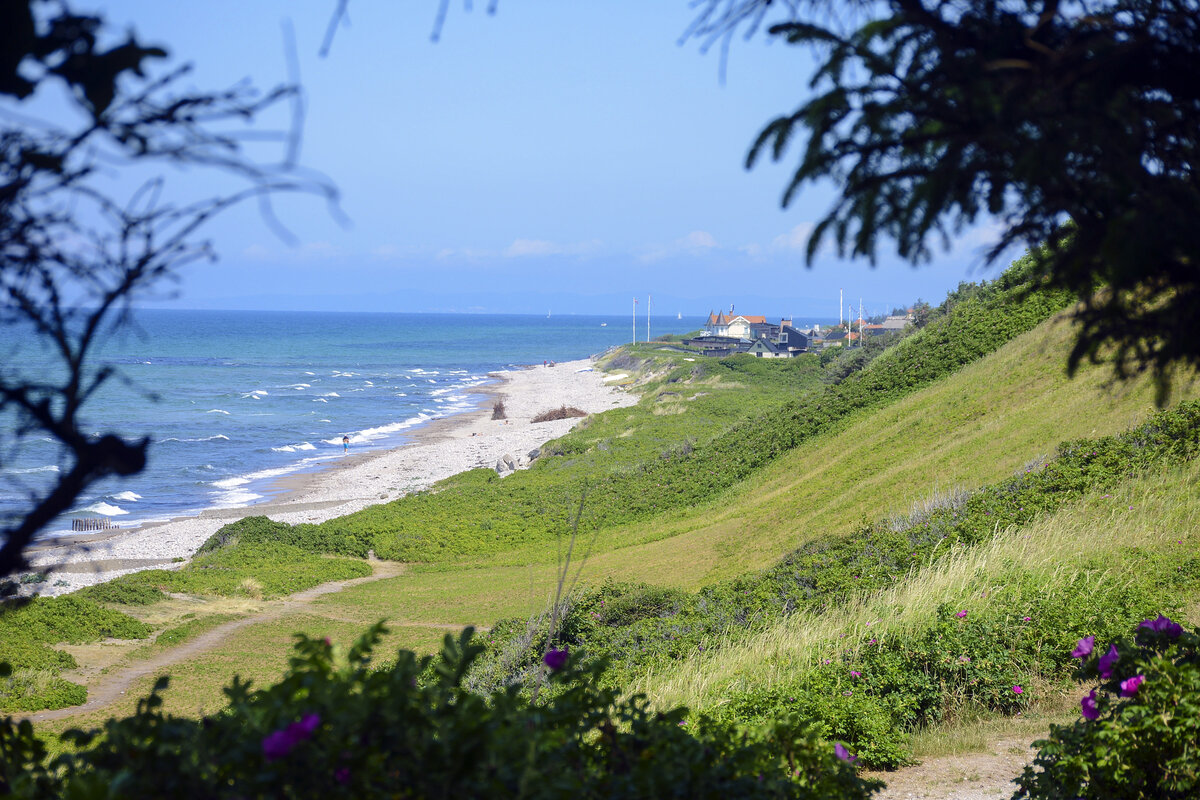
[[1081, 689, 1099, 720], [262, 713, 321, 762], [1139, 614, 1184, 639], [1120, 674, 1145, 697], [1098, 644, 1119, 678], [955, 610, 968, 619], [1012, 685, 1023, 694], [834, 743, 857, 762], [543, 648, 569, 671], [335, 767, 351, 785], [849, 671, 862, 677], [1071, 636, 1095, 659], [1022, 616, 1032, 622]]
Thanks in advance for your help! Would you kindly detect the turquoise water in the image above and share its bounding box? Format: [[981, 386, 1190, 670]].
[[2, 310, 700, 534]]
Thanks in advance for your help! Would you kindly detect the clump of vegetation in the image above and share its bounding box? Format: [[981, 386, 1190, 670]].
[[109, 541, 371, 600], [1016, 618, 1200, 799], [75, 582, 166, 606], [0, 596, 152, 712], [531, 406, 588, 423], [0, 626, 882, 799], [492, 399, 507, 420]]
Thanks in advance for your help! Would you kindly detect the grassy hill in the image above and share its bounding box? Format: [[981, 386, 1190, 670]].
[[15, 263, 1199, 774]]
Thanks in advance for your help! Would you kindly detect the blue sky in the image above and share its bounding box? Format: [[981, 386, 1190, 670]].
[[79, 1, 1016, 318]]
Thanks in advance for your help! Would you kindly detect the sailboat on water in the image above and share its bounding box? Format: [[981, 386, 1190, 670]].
[[677, 312, 682, 320]]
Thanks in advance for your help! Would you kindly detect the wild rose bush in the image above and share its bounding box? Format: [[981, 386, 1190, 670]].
[[0, 624, 882, 799], [1015, 616, 1200, 799]]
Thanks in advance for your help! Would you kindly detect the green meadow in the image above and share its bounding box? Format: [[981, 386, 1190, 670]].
[[8, 260, 1200, 770]]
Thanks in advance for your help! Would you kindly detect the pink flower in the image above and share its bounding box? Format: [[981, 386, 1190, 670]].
[[834, 743, 857, 762], [262, 713, 321, 762], [1071, 636, 1094, 659], [1098, 645, 1119, 678], [1081, 689, 1099, 720], [1120, 675, 1145, 697], [1012, 685, 1023, 694], [543, 648, 569, 671], [955, 610, 968, 619], [849, 671, 862, 677], [1139, 615, 1184, 638], [1022, 616, 1032, 622]]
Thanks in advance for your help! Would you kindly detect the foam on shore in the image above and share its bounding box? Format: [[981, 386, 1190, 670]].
[[27, 358, 634, 596]]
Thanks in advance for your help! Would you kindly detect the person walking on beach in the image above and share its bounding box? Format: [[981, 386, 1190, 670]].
[[342, 435, 350, 454]]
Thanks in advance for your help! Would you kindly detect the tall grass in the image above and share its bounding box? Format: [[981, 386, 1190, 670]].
[[640, 459, 1200, 713]]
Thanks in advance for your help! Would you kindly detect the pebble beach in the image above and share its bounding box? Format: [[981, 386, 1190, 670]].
[[27, 359, 634, 595]]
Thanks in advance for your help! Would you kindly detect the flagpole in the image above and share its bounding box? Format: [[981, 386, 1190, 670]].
[[632, 297, 637, 345], [647, 295, 651, 343]]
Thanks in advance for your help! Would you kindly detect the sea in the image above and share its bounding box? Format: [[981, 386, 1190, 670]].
[[1, 310, 701, 536]]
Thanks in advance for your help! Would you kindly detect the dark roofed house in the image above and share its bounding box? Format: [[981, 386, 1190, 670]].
[[745, 338, 788, 358], [777, 324, 810, 353]]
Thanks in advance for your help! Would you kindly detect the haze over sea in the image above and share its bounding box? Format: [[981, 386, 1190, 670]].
[[2, 310, 716, 535]]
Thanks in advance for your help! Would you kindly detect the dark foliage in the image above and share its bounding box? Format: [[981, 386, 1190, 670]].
[[691, 0, 1200, 400], [0, 626, 883, 799]]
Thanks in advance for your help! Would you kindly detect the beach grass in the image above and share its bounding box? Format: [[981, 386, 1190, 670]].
[[633, 459, 1200, 714]]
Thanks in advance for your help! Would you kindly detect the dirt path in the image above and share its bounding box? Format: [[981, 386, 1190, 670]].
[[872, 738, 1036, 800], [25, 560, 422, 723]]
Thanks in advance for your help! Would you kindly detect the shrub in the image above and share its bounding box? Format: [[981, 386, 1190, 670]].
[[0, 669, 86, 714], [0, 626, 884, 799], [75, 582, 166, 606], [196, 515, 372, 559], [1015, 617, 1200, 800], [492, 399, 507, 420], [531, 406, 588, 423], [113, 542, 371, 599]]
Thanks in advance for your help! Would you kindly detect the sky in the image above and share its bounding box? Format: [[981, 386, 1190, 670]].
[[66, 1, 1019, 319]]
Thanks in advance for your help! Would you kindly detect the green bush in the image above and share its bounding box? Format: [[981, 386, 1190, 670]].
[[110, 542, 372, 599], [0, 671, 86, 714], [0, 626, 883, 799], [75, 582, 166, 606], [0, 596, 152, 713], [198, 515, 372, 559], [0, 597, 152, 645], [1015, 618, 1200, 799]]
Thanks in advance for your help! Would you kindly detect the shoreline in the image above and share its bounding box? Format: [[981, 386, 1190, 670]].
[[27, 358, 634, 595]]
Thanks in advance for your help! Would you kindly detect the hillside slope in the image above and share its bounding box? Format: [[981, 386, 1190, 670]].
[[555, 310, 1196, 589]]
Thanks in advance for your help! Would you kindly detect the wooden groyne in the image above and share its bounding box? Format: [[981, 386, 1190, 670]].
[[72, 518, 118, 532]]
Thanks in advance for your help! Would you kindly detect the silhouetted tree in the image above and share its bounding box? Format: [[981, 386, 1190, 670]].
[[688, 0, 1200, 399], [0, 1, 335, 581]]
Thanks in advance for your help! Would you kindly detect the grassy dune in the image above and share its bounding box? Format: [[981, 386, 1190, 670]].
[[638, 459, 1200, 711], [20, 279, 1199, 758]]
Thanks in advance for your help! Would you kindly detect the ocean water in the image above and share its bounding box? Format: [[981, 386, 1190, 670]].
[[1, 310, 700, 534]]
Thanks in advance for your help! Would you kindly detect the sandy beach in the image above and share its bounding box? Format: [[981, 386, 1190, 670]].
[[27, 359, 634, 595]]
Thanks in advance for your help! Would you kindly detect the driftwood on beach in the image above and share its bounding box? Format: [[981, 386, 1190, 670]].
[[72, 518, 118, 532]]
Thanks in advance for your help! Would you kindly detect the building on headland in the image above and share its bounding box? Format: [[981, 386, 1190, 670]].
[[688, 312, 811, 357]]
